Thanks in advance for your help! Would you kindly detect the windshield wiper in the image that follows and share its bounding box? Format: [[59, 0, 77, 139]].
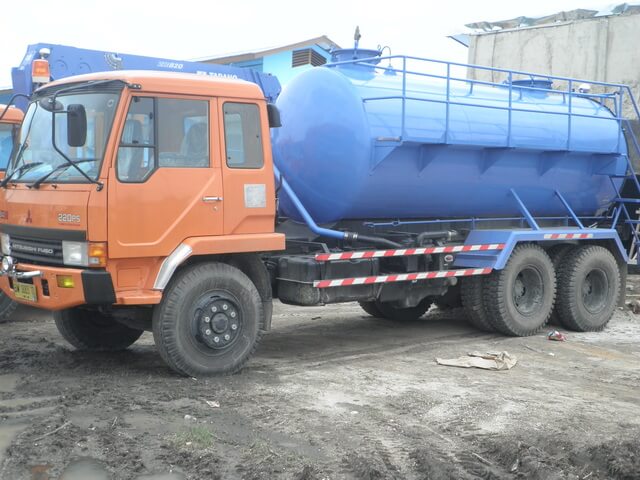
[[0, 162, 45, 187], [28, 159, 97, 189]]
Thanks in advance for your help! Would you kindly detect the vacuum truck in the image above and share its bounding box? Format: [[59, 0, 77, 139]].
[[0, 45, 638, 376]]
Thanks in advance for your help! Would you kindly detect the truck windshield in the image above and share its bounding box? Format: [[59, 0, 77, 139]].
[[8, 91, 119, 183], [0, 123, 17, 170]]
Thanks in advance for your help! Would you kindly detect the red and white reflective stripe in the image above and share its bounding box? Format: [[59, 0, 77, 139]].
[[315, 243, 505, 262], [314, 268, 492, 288], [543, 233, 594, 240]]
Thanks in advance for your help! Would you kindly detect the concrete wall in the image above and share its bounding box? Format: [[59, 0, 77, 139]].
[[468, 14, 640, 117], [468, 14, 640, 167]]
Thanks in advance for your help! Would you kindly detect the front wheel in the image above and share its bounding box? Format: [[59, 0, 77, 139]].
[[54, 308, 144, 351], [0, 292, 17, 323], [555, 245, 620, 332], [152, 262, 263, 377]]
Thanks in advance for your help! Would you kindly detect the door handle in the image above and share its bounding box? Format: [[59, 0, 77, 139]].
[[202, 196, 223, 203]]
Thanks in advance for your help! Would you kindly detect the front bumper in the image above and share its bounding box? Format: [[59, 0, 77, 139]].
[[0, 259, 116, 310]]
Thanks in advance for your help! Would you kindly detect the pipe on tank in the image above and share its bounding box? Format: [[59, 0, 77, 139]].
[[274, 165, 347, 241], [273, 166, 402, 247]]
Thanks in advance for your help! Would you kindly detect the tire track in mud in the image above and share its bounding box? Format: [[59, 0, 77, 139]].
[[331, 396, 514, 480], [255, 330, 496, 375]]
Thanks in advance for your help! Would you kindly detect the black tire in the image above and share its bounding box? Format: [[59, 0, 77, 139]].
[[54, 308, 144, 351], [359, 301, 383, 318], [152, 262, 263, 377], [0, 292, 17, 323], [547, 244, 576, 325], [555, 245, 620, 332], [433, 284, 462, 310], [460, 276, 494, 332], [373, 298, 432, 322], [483, 244, 556, 336]]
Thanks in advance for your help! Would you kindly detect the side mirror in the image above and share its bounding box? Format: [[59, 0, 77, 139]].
[[66, 104, 87, 147], [267, 103, 281, 128]]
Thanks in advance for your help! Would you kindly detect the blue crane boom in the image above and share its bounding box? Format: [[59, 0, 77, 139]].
[[11, 43, 281, 110]]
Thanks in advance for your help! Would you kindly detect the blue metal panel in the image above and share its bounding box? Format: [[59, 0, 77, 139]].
[[454, 228, 627, 270], [272, 52, 628, 224], [11, 43, 281, 110]]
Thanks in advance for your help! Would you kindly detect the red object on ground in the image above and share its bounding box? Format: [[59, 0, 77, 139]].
[[547, 330, 567, 341]]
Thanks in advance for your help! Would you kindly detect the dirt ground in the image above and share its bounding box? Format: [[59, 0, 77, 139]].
[[1, 280, 640, 480]]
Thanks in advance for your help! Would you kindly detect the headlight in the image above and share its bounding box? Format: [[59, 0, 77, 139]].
[[62, 241, 88, 267], [62, 241, 107, 267], [0, 233, 10, 255]]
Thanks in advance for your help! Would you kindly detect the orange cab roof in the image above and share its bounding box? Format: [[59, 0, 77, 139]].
[[0, 105, 24, 123], [37, 70, 266, 100]]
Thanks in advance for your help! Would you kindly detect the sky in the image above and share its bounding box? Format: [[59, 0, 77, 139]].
[[0, 0, 622, 88]]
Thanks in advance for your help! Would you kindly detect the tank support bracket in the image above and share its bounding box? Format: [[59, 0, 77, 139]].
[[554, 190, 584, 229], [480, 147, 512, 175], [509, 189, 540, 230], [418, 144, 447, 176]]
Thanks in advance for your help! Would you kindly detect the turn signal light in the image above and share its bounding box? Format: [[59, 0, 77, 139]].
[[88, 242, 107, 267], [32, 58, 50, 84], [56, 275, 75, 288]]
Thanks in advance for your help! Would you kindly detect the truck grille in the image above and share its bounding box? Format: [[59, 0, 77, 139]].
[[10, 235, 64, 266]]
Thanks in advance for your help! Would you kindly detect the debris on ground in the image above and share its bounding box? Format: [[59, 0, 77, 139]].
[[435, 351, 517, 370], [627, 299, 640, 314], [547, 330, 568, 341], [205, 400, 220, 408]]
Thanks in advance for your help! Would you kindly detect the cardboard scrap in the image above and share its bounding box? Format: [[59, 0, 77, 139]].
[[435, 351, 517, 370]]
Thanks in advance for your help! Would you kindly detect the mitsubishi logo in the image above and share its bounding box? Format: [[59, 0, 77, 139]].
[[25, 209, 33, 224]]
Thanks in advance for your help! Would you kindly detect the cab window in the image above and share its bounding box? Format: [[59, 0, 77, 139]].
[[117, 97, 209, 182], [0, 123, 16, 170], [223, 103, 263, 169]]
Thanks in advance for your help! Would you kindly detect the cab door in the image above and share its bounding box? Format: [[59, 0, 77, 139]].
[[108, 94, 223, 258], [217, 99, 276, 235]]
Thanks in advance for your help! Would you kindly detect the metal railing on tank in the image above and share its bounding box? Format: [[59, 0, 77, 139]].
[[326, 54, 629, 153]]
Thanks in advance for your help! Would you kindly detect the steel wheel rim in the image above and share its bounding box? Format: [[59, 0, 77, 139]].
[[512, 266, 544, 316], [582, 268, 608, 314], [190, 291, 242, 354]]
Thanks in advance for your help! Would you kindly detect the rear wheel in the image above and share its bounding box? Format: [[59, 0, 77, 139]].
[[547, 244, 576, 325], [375, 299, 432, 321], [483, 244, 556, 336], [152, 262, 263, 377], [360, 299, 432, 321], [460, 276, 494, 332], [0, 292, 17, 323], [54, 308, 144, 351], [359, 301, 383, 318], [555, 245, 620, 332], [433, 284, 462, 310]]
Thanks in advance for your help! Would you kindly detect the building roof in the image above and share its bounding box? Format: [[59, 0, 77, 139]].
[[200, 36, 340, 64], [467, 3, 640, 33]]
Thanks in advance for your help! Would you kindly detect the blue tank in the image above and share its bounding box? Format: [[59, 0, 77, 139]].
[[272, 49, 627, 224]]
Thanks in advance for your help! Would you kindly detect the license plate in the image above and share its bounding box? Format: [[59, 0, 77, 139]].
[[14, 282, 37, 302]]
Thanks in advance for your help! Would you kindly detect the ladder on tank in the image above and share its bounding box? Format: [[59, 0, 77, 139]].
[[609, 116, 640, 266]]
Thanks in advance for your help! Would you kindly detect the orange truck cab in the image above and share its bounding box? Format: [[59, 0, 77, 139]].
[[0, 71, 284, 374]]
